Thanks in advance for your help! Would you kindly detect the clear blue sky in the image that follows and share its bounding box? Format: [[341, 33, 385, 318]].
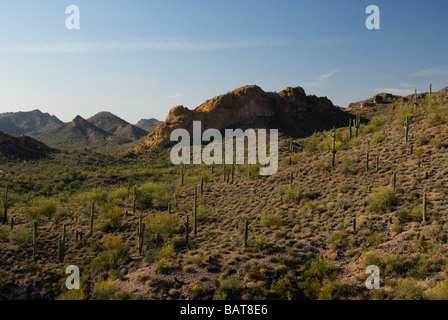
[[0, 0, 447, 123]]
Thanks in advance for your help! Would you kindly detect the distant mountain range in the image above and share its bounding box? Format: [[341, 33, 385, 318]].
[[0, 110, 162, 152], [135, 118, 163, 132], [0, 109, 64, 136]]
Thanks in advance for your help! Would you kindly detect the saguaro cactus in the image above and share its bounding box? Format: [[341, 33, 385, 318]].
[[376, 155, 379, 172], [200, 177, 204, 193], [290, 172, 294, 187], [59, 224, 66, 263], [355, 113, 361, 137], [392, 172, 397, 192], [352, 217, 356, 233], [366, 152, 370, 172], [404, 116, 409, 143], [244, 220, 248, 248], [138, 213, 144, 254], [132, 186, 136, 213], [181, 164, 186, 186], [3, 185, 8, 224], [193, 186, 198, 236], [429, 83, 432, 96], [33, 221, 37, 260], [185, 214, 189, 246], [90, 201, 95, 236], [349, 119, 353, 140], [423, 192, 427, 222], [331, 127, 337, 167]]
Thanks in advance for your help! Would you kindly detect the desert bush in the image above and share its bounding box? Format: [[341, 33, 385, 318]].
[[260, 212, 285, 227], [101, 206, 123, 231], [278, 185, 305, 204], [24, 198, 57, 220], [213, 276, 243, 300], [138, 181, 174, 209], [298, 255, 339, 299], [192, 282, 213, 300], [90, 234, 129, 272], [93, 280, 118, 300], [270, 274, 300, 299], [367, 187, 397, 212], [144, 212, 177, 247], [10, 227, 33, 247], [371, 131, 386, 144], [393, 279, 425, 300], [426, 281, 448, 300]]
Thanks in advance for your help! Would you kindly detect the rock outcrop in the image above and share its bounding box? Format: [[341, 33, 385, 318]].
[[125, 85, 351, 156]]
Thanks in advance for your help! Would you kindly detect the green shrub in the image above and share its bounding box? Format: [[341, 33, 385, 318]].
[[260, 212, 285, 227], [371, 131, 386, 144], [367, 187, 397, 212], [394, 279, 425, 300], [93, 280, 118, 300], [278, 185, 305, 204], [213, 276, 243, 300], [426, 281, 448, 300], [24, 198, 57, 220], [192, 282, 214, 300], [101, 206, 123, 230], [298, 256, 339, 299], [144, 212, 177, 247]]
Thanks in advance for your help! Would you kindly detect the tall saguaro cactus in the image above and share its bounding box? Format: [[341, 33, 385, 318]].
[[185, 214, 189, 247], [366, 152, 370, 172], [3, 185, 8, 224], [355, 113, 361, 137], [90, 201, 95, 237], [423, 192, 427, 222], [392, 172, 397, 192], [132, 186, 136, 213], [138, 213, 145, 254], [404, 116, 409, 143], [193, 186, 198, 236], [33, 221, 37, 260], [244, 220, 248, 248], [349, 119, 353, 140], [429, 83, 432, 96], [331, 127, 337, 167]]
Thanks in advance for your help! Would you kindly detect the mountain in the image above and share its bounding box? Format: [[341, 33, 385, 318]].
[[0, 109, 64, 136], [125, 85, 352, 156], [135, 118, 163, 132], [35, 115, 119, 151], [0, 130, 56, 160], [87, 112, 149, 141]]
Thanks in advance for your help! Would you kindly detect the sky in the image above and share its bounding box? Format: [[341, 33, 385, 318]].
[[0, 0, 447, 124]]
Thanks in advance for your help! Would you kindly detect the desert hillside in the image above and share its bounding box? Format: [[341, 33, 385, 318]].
[[1, 86, 448, 300]]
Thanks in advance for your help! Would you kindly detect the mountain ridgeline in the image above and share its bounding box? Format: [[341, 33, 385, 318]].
[[35, 113, 149, 153], [125, 85, 352, 156], [0, 109, 64, 136]]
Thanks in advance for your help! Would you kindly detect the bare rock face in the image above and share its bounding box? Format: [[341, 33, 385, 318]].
[[125, 85, 349, 156]]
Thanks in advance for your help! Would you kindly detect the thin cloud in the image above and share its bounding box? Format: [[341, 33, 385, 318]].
[[317, 69, 339, 82], [411, 66, 448, 77], [0, 37, 352, 54], [371, 88, 414, 96], [168, 93, 183, 98], [303, 69, 340, 88]]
